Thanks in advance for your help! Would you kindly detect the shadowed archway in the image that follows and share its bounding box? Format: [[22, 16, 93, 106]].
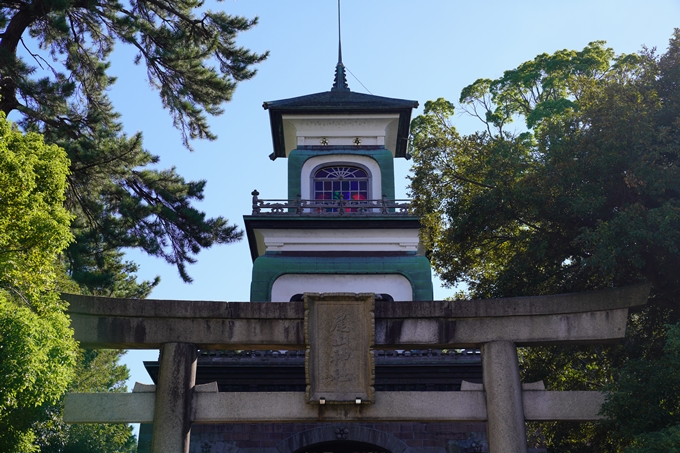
[[277, 426, 408, 453], [295, 440, 390, 453]]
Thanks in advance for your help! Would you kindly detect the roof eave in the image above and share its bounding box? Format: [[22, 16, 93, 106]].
[[244, 215, 422, 262], [265, 106, 416, 159]]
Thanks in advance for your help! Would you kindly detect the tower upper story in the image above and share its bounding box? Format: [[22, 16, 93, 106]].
[[245, 59, 433, 303], [262, 60, 418, 202]]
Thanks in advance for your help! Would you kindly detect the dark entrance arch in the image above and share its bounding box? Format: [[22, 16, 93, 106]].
[[295, 440, 390, 453], [277, 426, 408, 453]]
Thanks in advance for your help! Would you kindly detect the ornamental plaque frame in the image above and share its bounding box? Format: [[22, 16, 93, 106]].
[[304, 293, 375, 404]]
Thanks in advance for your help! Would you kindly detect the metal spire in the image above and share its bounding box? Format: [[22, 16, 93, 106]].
[[331, 0, 349, 92], [337, 0, 343, 64]]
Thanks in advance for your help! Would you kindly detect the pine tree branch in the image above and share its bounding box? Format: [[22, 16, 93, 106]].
[[71, 137, 142, 172], [142, 0, 205, 29], [20, 37, 51, 72], [15, 103, 77, 136]]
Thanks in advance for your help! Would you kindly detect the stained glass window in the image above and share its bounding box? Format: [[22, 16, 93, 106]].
[[313, 166, 369, 201]]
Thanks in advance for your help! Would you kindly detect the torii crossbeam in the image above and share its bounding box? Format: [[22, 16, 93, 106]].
[[62, 284, 650, 453]]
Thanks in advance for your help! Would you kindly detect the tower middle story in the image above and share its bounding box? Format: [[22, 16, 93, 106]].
[[244, 66, 433, 302]]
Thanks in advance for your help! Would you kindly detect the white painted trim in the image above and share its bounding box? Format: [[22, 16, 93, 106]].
[[281, 114, 400, 156], [271, 274, 413, 302], [258, 229, 420, 253], [300, 154, 382, 200]]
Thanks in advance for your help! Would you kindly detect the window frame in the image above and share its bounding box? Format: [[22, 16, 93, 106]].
[[299, 155, 382, 202], [311, 164, 371, 202]]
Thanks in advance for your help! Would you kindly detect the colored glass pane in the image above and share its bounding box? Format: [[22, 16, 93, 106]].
[[313, 166, 370, 211]]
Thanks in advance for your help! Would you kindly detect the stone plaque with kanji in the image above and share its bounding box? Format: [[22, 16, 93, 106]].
[[304, 293, 375, 404]]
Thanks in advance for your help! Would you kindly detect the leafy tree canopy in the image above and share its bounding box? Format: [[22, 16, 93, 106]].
[[0, 111, 73, 300], [35, 349, 137, 453], [0, 0, 267, 289], [0, 112, 77, 452], [409, 30, 680, 452], [601, 323, 680, 453], [0, 295, 77, 452], [410, 33, 680, 306]]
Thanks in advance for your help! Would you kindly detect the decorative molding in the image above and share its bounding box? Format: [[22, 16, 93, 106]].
[[258, 228, 420, 253], [282, 114, 399, 154]]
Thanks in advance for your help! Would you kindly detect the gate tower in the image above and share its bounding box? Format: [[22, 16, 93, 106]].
[[245, 57, 433, 303], [139, 55, 490, 453]]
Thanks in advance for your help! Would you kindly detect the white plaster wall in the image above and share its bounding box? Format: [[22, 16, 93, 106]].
[[258, 228, 420, 253], [270, 274, 413, 302], [281, 114, 399, 155], [300, 154, 382, 200]]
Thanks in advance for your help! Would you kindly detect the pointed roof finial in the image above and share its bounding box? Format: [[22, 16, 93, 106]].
[[337, 0, 343, 65], [331, 0, 349, 92]]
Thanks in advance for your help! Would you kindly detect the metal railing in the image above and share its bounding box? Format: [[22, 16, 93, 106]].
[[251, 190, 412, 216]]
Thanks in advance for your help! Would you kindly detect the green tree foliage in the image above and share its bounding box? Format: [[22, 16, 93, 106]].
[[0, 111, 136, 452], [35, 350, 137, 453], [0, 113, 78, 452], [601, 323, 680, 453], [409, 30, 680, 451], [0, 296, 77, 452], [0, 0, 267, 289], [0, 112, 73, 299]]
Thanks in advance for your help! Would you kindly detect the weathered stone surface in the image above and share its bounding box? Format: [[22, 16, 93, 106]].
[[376, 283, 650, 318], [305, 293, 374, 404], [460, 381, 545, 391], [482, 341, 527, 453], [63, 284, 649, 349], [193, 391, 487, 422], [133, 382, 156, 392], [152, 343, 196, 453], [195, 381, 219, 393], [461, 381, 484, 391], [62, 284, 648, 453], [69, 308, 630, 349], [64, 393, 155, 423], [63, 283, 649, 319], [69, 315, 305, 349], [376, 308, 631, 348], [63, 293, 304, 318], [523, 391, 605, 421], [64, 390, 606, 423], [522, 381, 546, 391]]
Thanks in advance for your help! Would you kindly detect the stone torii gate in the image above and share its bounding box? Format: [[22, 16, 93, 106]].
[[63, 284, 650, 453]]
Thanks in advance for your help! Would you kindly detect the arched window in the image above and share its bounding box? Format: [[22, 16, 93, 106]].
[[313, 166, 369, 201]]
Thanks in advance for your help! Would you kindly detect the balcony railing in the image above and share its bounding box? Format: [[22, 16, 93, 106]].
[[251, 190, 412, 216]]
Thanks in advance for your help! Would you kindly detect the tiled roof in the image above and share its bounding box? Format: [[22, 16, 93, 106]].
[[263, 80, 418, 159], [263, 90, 418, 112]]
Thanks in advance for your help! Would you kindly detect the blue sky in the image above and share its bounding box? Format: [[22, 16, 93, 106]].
[[87, 0, 680, 433]]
